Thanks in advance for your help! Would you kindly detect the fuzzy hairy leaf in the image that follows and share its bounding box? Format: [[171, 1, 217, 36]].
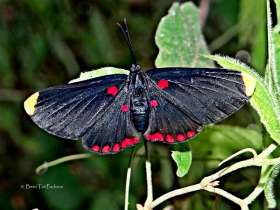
[[69, 67, 129, 83], [155, 2, 213, 68], [263, 164, 280, 209]]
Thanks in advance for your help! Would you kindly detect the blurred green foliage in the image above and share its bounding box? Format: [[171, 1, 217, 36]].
[[0, 0, 276, 210]]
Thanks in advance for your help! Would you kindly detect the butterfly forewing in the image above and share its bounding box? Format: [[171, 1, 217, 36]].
[[143, 68, 252, 143], [26, 75, 125, 137]]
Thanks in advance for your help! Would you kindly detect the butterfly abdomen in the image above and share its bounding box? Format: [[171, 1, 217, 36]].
[[131, 92, 149, 132], [130, 72, 149, 132]]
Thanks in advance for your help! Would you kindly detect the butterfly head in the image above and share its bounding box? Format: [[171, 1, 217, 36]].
[[130, 64, 141, 73]]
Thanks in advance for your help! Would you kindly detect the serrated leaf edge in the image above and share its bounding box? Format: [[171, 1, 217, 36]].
[[264, 164, 280, 208]]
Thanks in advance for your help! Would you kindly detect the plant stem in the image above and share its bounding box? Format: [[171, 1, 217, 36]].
[[149, 184, 202, 209], [243, 186, 263, 205], [146, 143, 280, 209], [35, 153, 92, 174], [144, 140, 153, 206], [124, 168, 132, 210], [258, 143, 277, 158], [204, 187, 247, 208], [124, 147, 136, 210]]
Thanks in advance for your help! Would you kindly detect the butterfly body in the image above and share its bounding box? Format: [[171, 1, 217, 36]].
[[127, 64, 149, 132]]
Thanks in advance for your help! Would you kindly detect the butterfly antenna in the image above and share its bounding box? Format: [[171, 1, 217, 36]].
[[117, 19, 137, 65]]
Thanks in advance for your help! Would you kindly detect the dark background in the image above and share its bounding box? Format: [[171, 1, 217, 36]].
[[0, 0, 277, 209]]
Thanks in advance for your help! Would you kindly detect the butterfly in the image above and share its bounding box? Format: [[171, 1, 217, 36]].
[[24, 20, 256, 155]]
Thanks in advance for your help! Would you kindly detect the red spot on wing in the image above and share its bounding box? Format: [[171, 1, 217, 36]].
[[187, 131, 195, 138], [102, 145, 110, 153], [158, 80, 169, 89], [113, 143, 121, 152], [122, 138, 134, 148], [151, 132, 164, 141], [133, 138, 139, 143], [107, 86, 118, 96], [166, 134, 175, 143], [150, 100, 158, 107], [146, 134, 152, 140], [176, 134, 186, 142], [122, 104, 129, 112], [92, 145, 100, 152]]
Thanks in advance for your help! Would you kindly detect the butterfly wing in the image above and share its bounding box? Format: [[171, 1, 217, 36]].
[[24, 74, 140, 154], [81, 82, 140, 154], [144, 68, 255, 143]]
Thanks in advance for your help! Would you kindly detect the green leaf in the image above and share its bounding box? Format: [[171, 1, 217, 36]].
[[203, 54, 280, 144], [69, 67, 129, 83], [155, 2, 214, 68], [263, 164, 280, 209], [170, 142, 192, 177]]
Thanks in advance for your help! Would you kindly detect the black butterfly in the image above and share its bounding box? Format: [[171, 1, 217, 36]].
[[24, 20, 256, 154]]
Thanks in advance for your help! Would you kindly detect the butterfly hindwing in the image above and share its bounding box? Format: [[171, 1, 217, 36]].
[[144, 68, 252, 143], [143, 76, 203, 143], [82, 82, 140, 154]]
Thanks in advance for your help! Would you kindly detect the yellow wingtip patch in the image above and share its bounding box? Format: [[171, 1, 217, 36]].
[[24, 92, 39, 116], [242, 72, 256, 96]]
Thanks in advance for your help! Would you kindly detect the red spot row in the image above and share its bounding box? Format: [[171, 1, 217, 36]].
[[91, 132, 195, 153], [107, 86, 118, 96], [158, 80, 169, 90], [91, 137, 139, 153], [145, 131, 196, 142]]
